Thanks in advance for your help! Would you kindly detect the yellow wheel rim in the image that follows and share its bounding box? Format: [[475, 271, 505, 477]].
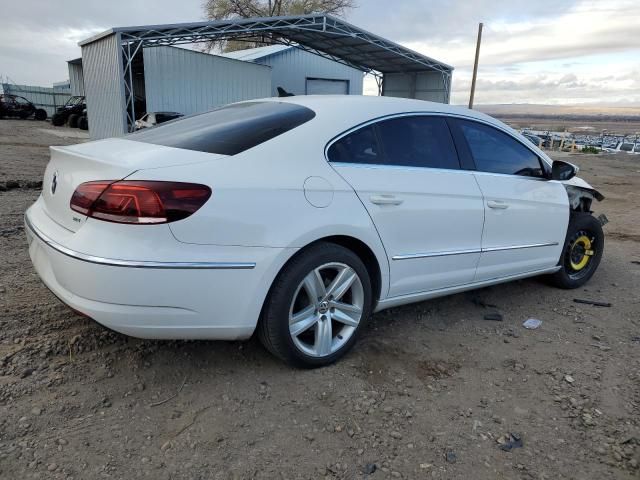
[[570, 235, 593, 270]]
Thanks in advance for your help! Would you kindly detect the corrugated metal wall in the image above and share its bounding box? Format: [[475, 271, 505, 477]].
[[1, 83, 70, 116], [256, 49, 363, 96], [382, 72, 449, 103], [81, 33, 127, 139], [143, 46, 271, 115], [68, 62, 85, 96]]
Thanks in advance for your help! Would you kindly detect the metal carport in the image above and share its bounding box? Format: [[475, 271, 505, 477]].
[[79, 14, 453, 137]]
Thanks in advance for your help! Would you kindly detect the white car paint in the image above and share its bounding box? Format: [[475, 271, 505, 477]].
[[334, 163, 485, 297], [25, 95, 594, 341], [472, 172, 568, 280]]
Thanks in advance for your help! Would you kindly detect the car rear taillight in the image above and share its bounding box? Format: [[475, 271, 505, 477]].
[[70, 180, 211, 224]]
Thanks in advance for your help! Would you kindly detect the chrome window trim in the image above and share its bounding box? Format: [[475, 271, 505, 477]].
[[24, 214, 256, 270], [392, 242, 559, 261], [331, 161, 477, 176], [324, 111, 553, 171]]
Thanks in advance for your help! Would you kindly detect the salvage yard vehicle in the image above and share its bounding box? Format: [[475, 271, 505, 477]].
[[134, 111, 184, 130], [0, 94, 47, 120], [602, 140, 640, 154], [51, 96, 86, 127], [24, 96, 605, 367]]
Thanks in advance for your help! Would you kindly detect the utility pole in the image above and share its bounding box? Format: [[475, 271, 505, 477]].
[[468, 22, 483, 109]]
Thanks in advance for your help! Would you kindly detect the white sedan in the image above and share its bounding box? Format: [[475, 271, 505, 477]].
[[25, 96, 605, 367]]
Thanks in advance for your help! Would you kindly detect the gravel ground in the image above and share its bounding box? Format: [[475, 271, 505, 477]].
[[0, 119, 638, 479]]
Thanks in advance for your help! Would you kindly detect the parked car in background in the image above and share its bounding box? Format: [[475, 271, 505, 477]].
[[25, 96, 606, 367], [135, 112, 184, 130], [603, 140, 640, 154], [51, 96, 86, 127], [0, 94, 47, 120], [522, 132, 542, 147]]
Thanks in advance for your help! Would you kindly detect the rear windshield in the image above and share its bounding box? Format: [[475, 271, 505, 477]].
[[127, 101, 315, 155]]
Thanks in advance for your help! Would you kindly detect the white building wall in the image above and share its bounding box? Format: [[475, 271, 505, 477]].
[[81, 33, 127, 139], [256, 49, 363, 96], [143, 46, 272, 115], [1, 83, 70, 116], [68, 62, 85, 97], [382, 72, 449, 103]]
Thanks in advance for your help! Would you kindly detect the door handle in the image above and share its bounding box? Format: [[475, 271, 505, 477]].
[[487, 200, 509, 209], [370, 194, 403, 206]]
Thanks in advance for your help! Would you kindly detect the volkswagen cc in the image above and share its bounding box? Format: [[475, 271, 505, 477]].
[[25, 96, 605, 367]]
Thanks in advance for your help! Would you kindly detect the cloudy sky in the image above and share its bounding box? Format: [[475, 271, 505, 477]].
[[1, 0, 638, 105]]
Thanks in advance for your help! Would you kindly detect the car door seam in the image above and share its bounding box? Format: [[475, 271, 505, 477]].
[[326, 163, 392, 299], [471, 173, 486, 282]]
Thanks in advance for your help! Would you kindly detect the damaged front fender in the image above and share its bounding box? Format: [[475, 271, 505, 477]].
[[564, 184, 604, 213]]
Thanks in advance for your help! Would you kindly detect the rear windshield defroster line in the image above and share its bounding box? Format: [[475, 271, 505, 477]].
[[127, 101, 315, 156]]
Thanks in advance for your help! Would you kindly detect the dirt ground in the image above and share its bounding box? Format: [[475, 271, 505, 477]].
[[0, 119, 638, 479]]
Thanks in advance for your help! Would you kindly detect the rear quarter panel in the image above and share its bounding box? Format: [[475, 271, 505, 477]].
[[125, 120, 391, 297]]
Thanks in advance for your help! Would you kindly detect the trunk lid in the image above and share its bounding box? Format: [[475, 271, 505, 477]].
[[41, 138, 222, 232]]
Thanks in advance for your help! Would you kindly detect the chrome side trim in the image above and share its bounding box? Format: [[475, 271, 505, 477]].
[[24, 215, 256, 270], [482, 242, 559, 252], [392, 248, 481, 260], [392, 242, 558, 261]]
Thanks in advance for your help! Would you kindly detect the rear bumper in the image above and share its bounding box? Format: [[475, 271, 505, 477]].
[[25, 203, 294, 340]]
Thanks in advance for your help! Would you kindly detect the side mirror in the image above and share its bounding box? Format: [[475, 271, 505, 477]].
[[552, 160, 578, 181]]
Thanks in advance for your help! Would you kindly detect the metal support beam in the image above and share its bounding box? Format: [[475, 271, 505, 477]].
[[104, 14, 453, 132]]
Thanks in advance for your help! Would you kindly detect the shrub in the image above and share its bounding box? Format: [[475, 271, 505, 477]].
[[581, 146, 599, 154]]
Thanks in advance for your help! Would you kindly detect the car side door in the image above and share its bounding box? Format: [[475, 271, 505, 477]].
[[451, 118, 569, 281], [15, 96, 32, 115], [328, 115, 485, 298]]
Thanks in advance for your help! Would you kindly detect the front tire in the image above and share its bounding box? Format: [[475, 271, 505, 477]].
[[68, 113, 79, 128], [548, 213, 604, 289], [258, 243, 373, 368], [34, 109, 47, 121], [51, 113, 65, 126]]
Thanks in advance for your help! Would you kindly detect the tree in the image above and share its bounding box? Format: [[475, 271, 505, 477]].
[[202, 0, 357, 52]]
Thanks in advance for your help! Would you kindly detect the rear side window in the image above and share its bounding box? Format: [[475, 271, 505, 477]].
[[326, 126, 381, 164], [327, 115, 460, 170], [128, 102, 315, 155], [376, 116, 459, 169], [458, 120, 544, 177]]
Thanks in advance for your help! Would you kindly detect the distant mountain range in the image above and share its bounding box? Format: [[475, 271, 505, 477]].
[[471, 103, 640, 117]]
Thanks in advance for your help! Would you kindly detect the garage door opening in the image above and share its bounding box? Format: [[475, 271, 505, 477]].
[[306, 78, 349, 95]]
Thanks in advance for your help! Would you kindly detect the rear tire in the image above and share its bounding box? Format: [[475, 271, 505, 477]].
[[547, 213, 604, 289], [51, 113, 65, 126], [34, 109, 47, 121], [258, 242, 373, 368], [68, 114, 79, 128]]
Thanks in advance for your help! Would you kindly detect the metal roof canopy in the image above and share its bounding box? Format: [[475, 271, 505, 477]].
[[80, 14, 453, 131]]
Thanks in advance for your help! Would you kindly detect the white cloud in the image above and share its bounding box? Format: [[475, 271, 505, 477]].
[[398, 0, 640, 104], [0, 0, 638, 105]]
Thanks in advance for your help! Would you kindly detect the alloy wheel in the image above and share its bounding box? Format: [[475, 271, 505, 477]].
[[288, 262, 364, 357]]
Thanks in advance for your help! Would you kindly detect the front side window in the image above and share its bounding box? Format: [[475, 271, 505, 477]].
[[458, 120, 544, 177], [375, 116, 459, 169]]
